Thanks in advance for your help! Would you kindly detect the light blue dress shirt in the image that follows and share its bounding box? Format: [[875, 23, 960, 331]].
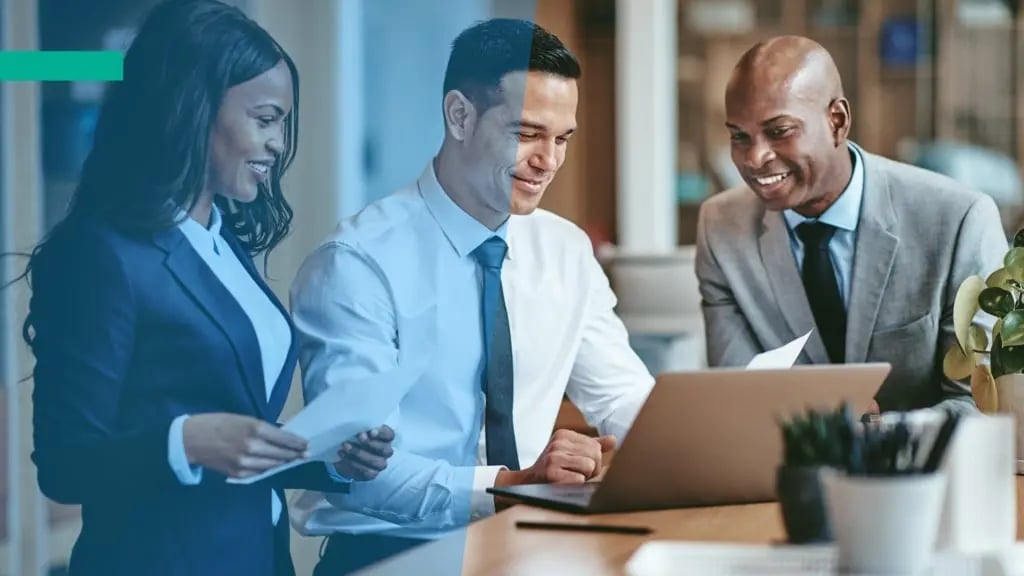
[[782, 142, 866, 308], [166, 207, 292, 525], [289, 164, 511, 536], [290, 162, 654, 538]]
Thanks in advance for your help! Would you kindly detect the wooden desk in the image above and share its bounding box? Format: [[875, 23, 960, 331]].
[[360, 477, 1024, 576]]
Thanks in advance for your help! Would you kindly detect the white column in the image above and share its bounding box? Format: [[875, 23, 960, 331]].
[[0, 51, 18, 576], [3, 0, 44, 574], [616, 0, 677, 253], [338, 0, 365, 218]]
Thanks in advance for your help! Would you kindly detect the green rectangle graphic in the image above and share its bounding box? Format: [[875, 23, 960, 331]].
[[0, 51, 123, 81]]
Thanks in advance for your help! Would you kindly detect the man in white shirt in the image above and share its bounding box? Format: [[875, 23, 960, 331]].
[[289, 18, 655, 575]]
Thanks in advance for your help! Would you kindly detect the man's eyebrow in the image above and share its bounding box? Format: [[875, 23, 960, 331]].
[[726, 115, 795, 130], [508, 120, 547, 131], [509, 120, 576, 136]]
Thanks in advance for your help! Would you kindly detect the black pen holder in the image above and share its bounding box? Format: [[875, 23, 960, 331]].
[[776, 465, 832, 544]]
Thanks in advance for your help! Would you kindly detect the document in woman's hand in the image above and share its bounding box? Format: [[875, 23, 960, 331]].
[[226, 359, 423, 484]]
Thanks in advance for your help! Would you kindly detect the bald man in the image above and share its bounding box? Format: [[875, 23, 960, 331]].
[[695, 36, 1007, 413]]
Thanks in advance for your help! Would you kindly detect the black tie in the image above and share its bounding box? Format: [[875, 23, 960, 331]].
[[795, 222, 846, 363], [472, 237, 520, 470]]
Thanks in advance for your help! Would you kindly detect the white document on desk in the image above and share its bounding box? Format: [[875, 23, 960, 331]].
[[625, 541, 1024, 576], [745, 329, 812, 370], [227, 359, 423, 485]]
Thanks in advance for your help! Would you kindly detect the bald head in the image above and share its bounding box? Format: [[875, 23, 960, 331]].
[[729, 36, 844, 107], [723, 36, 854, 217]]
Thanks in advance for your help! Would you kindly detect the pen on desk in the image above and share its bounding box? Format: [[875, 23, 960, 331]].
[[515, 521, 652, 535]]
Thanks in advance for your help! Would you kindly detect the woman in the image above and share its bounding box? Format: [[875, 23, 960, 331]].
[[23, 1, 391, 574]]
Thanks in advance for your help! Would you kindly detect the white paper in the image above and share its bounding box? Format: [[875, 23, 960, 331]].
[[227, 358, 424, 485], [625, 541, 1024, 576], [745, 330, 812, 370]]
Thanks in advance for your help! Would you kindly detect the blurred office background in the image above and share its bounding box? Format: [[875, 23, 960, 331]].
[[2, 0, 1023, 573]]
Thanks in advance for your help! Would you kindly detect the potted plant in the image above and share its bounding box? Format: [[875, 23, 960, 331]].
[[944, 228, 1024, 470], [776, 406, 847, 544]]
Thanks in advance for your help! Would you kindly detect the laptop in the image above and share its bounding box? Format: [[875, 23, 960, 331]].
[[487, 363, 890, 514]]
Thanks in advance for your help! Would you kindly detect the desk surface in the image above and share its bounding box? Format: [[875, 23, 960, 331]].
[[361, 477, 1024, 576]]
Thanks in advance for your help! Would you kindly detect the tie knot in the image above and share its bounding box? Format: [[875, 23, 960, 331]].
[[796, 221, 837, 249], [473, 236, 507, 270]]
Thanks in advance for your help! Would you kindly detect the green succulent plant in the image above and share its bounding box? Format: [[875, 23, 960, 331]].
[[944, 228, 1024, 412], [779, 406, 846, 468]]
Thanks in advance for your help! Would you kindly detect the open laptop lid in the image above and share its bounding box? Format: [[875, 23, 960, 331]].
[[586, 363, 891, 512]]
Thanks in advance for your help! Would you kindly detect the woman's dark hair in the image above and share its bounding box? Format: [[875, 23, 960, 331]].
[[9, 0, 300, 347], [72, 0, 300, 252]]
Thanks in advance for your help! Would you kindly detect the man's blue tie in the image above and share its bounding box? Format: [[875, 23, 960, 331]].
[[472, 237, 520, 470]]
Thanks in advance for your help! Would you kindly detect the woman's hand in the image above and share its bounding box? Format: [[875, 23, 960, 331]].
[[183, 413, 308, 479], [333, 425, 396, 481]]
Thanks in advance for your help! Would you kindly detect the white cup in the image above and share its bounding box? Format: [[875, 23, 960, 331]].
[[822, 468, 948, 574], [936, 414, 1017, 553]]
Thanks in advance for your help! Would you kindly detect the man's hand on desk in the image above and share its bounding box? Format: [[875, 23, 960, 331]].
[[491, 430, 616, 510], [333, 425, 396, 481], [494, 429, 617, 487]]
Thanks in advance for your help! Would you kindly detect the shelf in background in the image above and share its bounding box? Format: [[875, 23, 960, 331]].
[[806, 25, 859, 39], [879, 66, 934, 81], [673, 0, 1024, 241]]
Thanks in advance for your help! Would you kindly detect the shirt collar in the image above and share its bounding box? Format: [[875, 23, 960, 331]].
[[418, 160, 509, 259], [783, 141, 865, 233], [176, 204, 224, 248]]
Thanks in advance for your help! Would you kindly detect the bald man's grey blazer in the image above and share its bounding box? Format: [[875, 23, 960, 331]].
[[695, 151, 1007, 413]]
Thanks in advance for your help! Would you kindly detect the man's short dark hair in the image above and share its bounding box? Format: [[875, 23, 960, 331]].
[[443, 18, 581, 113]]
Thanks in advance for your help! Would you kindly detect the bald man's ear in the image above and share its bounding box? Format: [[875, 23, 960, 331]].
[[828, 98, 852, 143], [443, 90, 477, 142], [828, 97, 852, 146]]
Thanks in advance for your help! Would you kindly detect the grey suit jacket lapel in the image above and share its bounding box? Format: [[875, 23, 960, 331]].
[[758, 209, 831, 364], [846, 155, 900, 363]]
